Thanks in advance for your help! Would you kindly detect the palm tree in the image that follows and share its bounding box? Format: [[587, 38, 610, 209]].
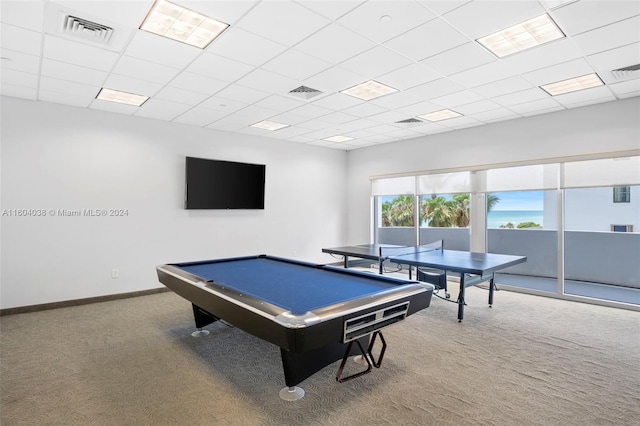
[[421, 195, 455, 227], [388, 195, 414, 226], [487, 194, 500, 211], [451, 193, 470, 227], [381, 195, 414, 226]]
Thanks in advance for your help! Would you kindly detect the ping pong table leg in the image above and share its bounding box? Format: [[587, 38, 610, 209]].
[[457, 274, 465, 322], [488, 274, 495, 307]]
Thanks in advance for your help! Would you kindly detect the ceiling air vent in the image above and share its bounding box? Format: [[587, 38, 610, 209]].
[[288, 86, 323, 100], [611, 64, 640, 80], [396, 118, 423, 126], [62, 15, 114, 44]]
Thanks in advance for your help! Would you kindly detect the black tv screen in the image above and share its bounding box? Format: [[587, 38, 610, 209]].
[[185, 157, 265, 209]]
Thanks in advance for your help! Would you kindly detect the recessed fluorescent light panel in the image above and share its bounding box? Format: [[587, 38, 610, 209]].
[[250, 120, 289, 131], [140, 0, 229, 49], [540, 73, 604, 96], [96, 88, 149, 106], [418, 109, 462, 122], [340, 80, 398, 101], [323, 135, 354, 143], [477, 13, 565, 58]]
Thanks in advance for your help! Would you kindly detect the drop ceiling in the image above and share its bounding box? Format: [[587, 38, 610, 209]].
[[1, 0, 639, 150]]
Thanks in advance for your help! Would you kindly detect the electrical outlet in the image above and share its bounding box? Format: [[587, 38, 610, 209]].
[[111, 269, 119, 279]]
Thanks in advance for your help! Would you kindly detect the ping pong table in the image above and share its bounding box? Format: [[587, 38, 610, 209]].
[[322, 243, 526, 321]]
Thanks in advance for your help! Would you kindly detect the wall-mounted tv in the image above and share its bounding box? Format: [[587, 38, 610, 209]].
[[185, 157, 265, 210]]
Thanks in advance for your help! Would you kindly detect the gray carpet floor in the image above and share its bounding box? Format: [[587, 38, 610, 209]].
[[1, 287, 638, 425]]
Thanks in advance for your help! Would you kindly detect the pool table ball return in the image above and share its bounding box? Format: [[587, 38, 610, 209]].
[[156, 255, 434, 400]]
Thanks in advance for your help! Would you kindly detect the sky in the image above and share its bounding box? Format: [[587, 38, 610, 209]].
[[490, 191, 543, 211]]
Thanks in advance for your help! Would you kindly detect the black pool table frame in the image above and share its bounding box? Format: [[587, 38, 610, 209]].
[[156, 255, 434, 397]]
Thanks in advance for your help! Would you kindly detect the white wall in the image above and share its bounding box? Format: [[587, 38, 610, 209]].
[[0, 97, 348, 309], [346, 98, 640, 244]]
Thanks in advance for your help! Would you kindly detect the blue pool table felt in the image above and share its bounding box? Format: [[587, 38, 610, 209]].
[[176, 257, 397, 314]]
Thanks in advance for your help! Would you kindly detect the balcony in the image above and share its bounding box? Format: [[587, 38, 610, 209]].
[[376, 227, 640, 307]]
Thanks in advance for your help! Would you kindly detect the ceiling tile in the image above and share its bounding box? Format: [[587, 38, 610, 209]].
[[262, 49, 332, 81], [173, 107, 229, 126], [293, 23, 376, 65], [205, 120, 245, 132], [587, 43, 640, 85], [419, 0, 471, 16], [384, 17, 469, 61], [337, 0, 436, 43], [198, 96, 248, 114], [49, 0, 152, 28], [295, 0, 365, 20], [1, 82, 37, 99], [43, 35, 119, 72], [235, 1, 330, 45], [124, 30, 202, 69], [522, 58, 595, 86], [395, 99, 442, 116], [412, 78, 466, 100], [510, 98, 564, 116], [169, 71, 229, 96], [1, 0, 45, 32], [370, 90, 424, 110], [134, 98, 192, 121], [207, 28, 287, 67], [2, 68, 38, 88], [253, 95, 306, 112], [450, 59, 522, 88], [103, 73, 163, 97], [553, 85, 617, 107], [571, 16, 640, 57], [473, 76, 536, 98], [268, 111, 313, 126], [2, 24, 42, 56], [38, 89, 92, 108], [369, 109, 411, 124], [551, 0, 640, 36], [491, 87, 549, 107], [112, 56, 181, 85], [0, 49, 40, 74], [286, 103, 333, 119], [455, 99, 501, 115], [377, 63, 441, 91], [319, 111, 359, 125], [40, 75, 98, 97], [420, 42, 495, 76], [310, 92, 363, 111], [234, 68, 299, 94], [431, 89, 484, 108], [341, 102, 389, 118], [215, 84, 270, 104], [340, 45, 413, 78], [497, 38, 583, 76], [186, 52, 255, 83], [154, 86, 210, 106], [444, 0, 546, 39], [303, 66, 365, 93], [471, 107, 521, 123], [41, 58, 108, 86], [608, 79, 640, 97]]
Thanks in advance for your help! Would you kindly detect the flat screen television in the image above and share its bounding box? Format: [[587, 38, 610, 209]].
[[185, 157, 265, 209]]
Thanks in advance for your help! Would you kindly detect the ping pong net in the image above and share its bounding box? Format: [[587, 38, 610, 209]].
[[378, 240, 443, 262], [378, 240, 447, 292]]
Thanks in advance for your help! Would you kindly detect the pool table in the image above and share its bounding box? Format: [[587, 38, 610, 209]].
[[156, 255, 434, 400]]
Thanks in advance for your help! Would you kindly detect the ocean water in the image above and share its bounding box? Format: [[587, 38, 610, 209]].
[[487, 210, 544, 229]]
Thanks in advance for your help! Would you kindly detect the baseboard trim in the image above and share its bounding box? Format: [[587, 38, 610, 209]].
[[0, 288, 171, 316]]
